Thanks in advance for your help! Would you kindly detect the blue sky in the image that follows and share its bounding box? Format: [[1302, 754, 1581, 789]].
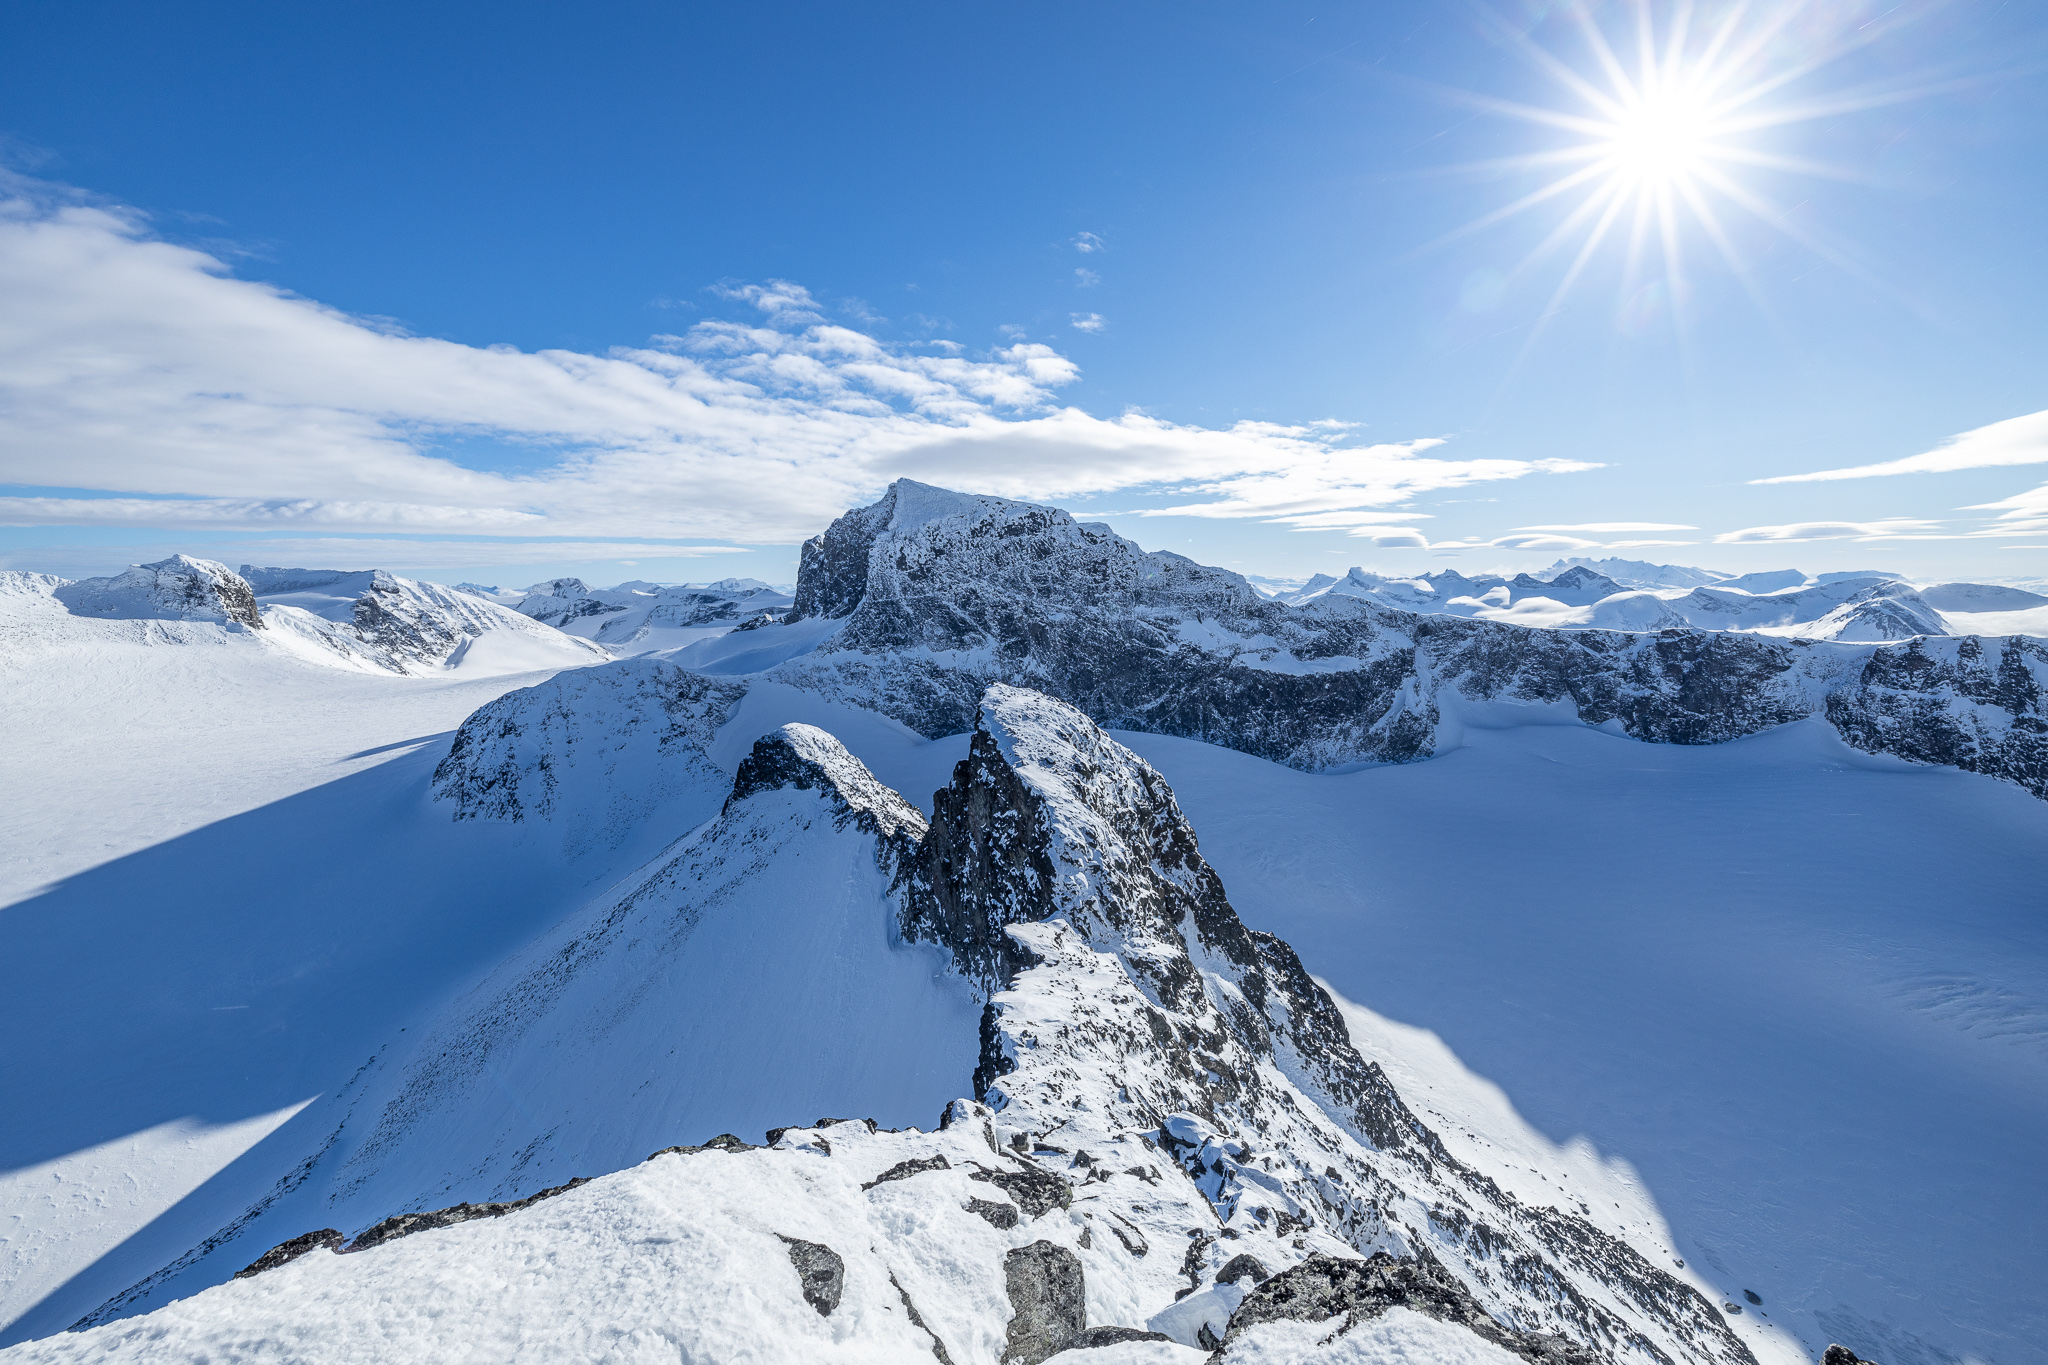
[[2, 0, 2045, 587]]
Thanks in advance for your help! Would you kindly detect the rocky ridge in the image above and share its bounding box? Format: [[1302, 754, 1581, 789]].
[[54, 686, 1775, 1365]]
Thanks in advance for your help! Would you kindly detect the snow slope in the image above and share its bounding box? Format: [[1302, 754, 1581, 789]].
[[0, 606, 610, 1343]]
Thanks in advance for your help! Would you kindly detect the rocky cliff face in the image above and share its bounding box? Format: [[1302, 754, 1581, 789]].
[[768, 481, 2045, 796]]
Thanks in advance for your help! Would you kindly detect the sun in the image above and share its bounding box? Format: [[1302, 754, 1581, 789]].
[[1601, 86, 1720, 184], [1422, 0, 1948, 343]]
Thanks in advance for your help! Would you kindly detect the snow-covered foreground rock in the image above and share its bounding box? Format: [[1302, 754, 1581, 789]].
[[4, 690, 1773, 1365]]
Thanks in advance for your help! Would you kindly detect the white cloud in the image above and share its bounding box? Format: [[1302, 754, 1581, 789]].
[[1488, 532, 1604, 550], [230, 539, 751, 568], [1134, 435, 1599, 533], [1075, 268, 1101, 288], [1069, 312, 1107, 333], [0, 180, 1599, 546], [1751, 409, 2048, 484], [1513, 522, 1696, 532], [0, 497, 547, 532], [0, 536, 749, 577], [1712, 518, 1940, 543], [1073, 232, 1105, 253], [1964, 481, 2048, 537]]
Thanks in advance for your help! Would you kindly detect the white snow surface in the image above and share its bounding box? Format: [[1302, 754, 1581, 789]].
[[0, 617, 607, 1341]]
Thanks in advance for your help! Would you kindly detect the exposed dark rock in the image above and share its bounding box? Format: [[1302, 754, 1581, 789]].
[[1217, 1253, 1272, 1286], [891, 1271, 958, 1364], [646, 1132, 757, 1161], [233, 1228, 342, 1279], [777, 1235, 845, 1317], [970, 1163, 1072, 1219], [1051, 1325, 1175, 1354], [1223, 1252, 1601, 1365], [1002, 1240, 1088, 1365], [967, 1198, 1021, 1229], [1744, 1290, 1762, 1305], [863, 1155, 952, 1190], [345, 1177, 590, 1253], [1823, 1348, 1879, 1365]]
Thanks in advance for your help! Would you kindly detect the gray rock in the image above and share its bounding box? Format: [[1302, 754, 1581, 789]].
[[346, 1176, 591, 1253], [1224, 1252, 1600, 1365], [970, 1163, 1072, 1219], [891, 1271, 957, 1364], [967, 1198, 1021, 1229], [1822, 1348, 1878, 1365], [1052, 1326, 1175, 1354], [233, 1228, 342, 1279], [1216, 1253, 1271, 1285], [1002, 1240, 1087, 1365], [778, 1236, 845, 1317], [863, 1154, 952, 1190]]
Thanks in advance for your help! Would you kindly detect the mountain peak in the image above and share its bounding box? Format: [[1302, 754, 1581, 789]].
[[725, 722, 928, 839], [53, 555, 262, 628]]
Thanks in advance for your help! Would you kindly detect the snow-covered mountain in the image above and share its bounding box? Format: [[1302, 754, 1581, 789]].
[[14, 690, 1768, 1365], [0, 556, 607, 678], [510, 577, 795, 656], [1278, 563, 2048, 642], [4, 485, 2043, 1365], [241, 565, 609, 674], [437, 482, 2045, 805]]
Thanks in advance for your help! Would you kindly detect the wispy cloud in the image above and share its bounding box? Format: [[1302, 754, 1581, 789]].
[[1133, 435, 1599, 534], [1073, 232, 1105, 253], [1751, 410, 2048, 483], [1712, 518, 1939, 543], [1513, 522, 1696, 532], [0, 179, 1600, 547], [1069, 312, 1107, 333], [1074, 268, 1101, 288]]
